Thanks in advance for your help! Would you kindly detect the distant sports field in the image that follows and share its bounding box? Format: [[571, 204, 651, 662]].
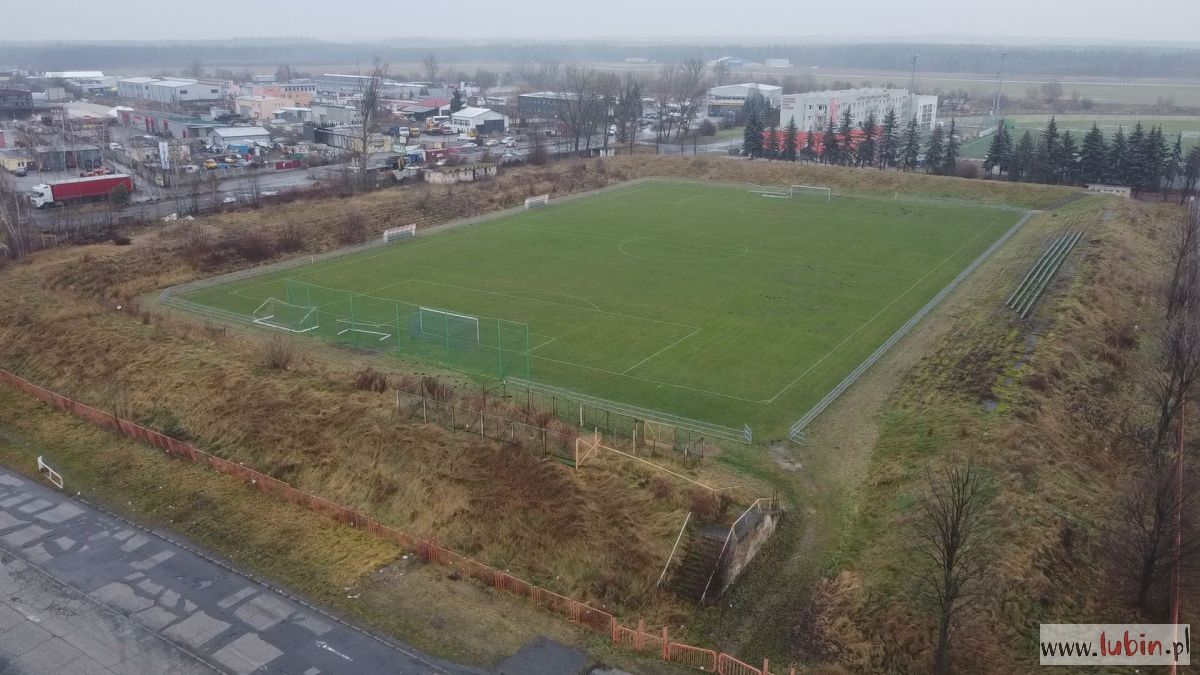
[[179, 181, 1024, 438]]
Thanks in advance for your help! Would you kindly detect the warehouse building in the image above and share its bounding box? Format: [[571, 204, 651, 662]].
[[117, 77, 224, 105], [34, 144, 102, 172], [208, 126, 272, 151], [706, 83, 783, 116], [449, 107, 508, 134], [780, 88, 939, 133], [517, 91, 574, 118], [117, 109, 219, 139]]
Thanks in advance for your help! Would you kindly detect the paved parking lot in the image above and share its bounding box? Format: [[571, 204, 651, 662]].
[[0, 469, 479, 674]]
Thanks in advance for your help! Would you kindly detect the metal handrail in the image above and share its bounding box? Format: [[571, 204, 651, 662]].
[[656, 512, 691, 588], [698, 496, 778, 603]]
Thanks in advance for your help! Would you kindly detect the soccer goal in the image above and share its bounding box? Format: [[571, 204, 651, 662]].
[[790, 185, 832, 202], [252, 298, 319, 333], [418, 306, 480, 345], [382, 223, 416, 244], [524, 194, 550, 209], [335, 319, 394, 342]]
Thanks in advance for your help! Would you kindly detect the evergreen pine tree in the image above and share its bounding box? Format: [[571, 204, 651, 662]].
[[822, 115, 839, 165], [1107, 126, 1129, 186], [857, 112, 878, 168], [983, 122, 1011, 177], [900, 117, 922, 171], [763, 125, 779, 160], [1149, 126, 1171, 195], [742, 100, 764, 158], [1127, 122, 1150, 194], [1011, 130, 1035, 182], [782, 118, 799, 162], [1034, 117, 1060, 184], [942, 119, 960, 176], [1182, 146, 1200, 203], [879, 107, 899, 169], [1057, 130, 1079, 185], [924, 124, 945, 174], [837, 109, 854, 166], [450, 88, 464, 113], [1165, 132, 1184, 197], [1078, 124, 1107, 185], [802, 129, 816, 162]]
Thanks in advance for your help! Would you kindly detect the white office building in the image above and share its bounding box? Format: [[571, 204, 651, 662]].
[[780, 88, 938, 132], [706, 83, 782, 116]]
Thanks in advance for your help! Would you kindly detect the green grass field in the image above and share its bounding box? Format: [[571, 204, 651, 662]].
[[959, 114, 1200, 159], [180, 181, 1024, 439]]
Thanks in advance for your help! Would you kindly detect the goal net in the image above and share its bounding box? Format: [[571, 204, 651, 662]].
[[382, 223, 416, 244], [418, 306, 480, 346], [750, 185, 832, 201], [335, 318, 393, 343], [252, 298, 319, 333], [524, 194, 550, 209], [791, 185, 832, 202]]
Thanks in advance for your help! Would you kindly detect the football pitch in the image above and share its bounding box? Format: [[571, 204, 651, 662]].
[[178, 181, 1025, 438]]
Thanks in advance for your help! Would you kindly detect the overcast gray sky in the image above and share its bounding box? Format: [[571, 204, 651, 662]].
[[4, 0, 1199, 43]]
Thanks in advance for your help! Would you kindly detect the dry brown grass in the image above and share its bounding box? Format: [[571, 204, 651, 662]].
[[799, 198, 1189, 673]]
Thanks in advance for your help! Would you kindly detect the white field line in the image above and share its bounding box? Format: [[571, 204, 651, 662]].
[[527, 335, 558, 353], [530, 353, 764, 403], [763, 212, 1007, 404], [620, 327, 701, 375]]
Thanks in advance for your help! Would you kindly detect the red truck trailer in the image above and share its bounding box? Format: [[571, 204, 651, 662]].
[[30, 174, 134, 208]]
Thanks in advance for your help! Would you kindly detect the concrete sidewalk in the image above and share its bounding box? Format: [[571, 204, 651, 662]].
[[0, 468, 481, 674]]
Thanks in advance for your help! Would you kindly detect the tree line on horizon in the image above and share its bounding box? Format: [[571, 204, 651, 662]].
[[984, 118, 1200, 201]]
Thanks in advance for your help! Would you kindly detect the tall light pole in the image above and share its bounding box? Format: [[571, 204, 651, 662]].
[[992, 52, 1009, 126], [910, 54, 919, 93]]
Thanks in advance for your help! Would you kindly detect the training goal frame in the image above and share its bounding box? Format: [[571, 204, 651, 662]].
[[335, 318, 394, 342], [382, 223, 417, 244], [418, 306, 481, 343], [750, 185, 832, 202], [524, 194, 550, 209], [252, 298, 319, 333]]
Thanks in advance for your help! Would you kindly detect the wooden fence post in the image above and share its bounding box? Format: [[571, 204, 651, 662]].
[[661, 626, 668, 661], [479, 409, 485, 437], [610, 616, 617, 643], [763, 657, 769, 674], [637, 617, 645, 652]]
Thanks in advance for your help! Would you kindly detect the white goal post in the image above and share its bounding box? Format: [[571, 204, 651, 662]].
[[252, 298, 319, 333], [335, 319, 393, 342], [418, 306, 481, 343], [382, 223, 417, 244], [790, 185, 832, 202], [750, 185, 832, 201], [524, 194, 550, 209]]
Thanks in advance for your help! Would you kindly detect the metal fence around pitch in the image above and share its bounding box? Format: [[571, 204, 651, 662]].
[[395, 385, 579, 466], [503, 378, 752, 448]]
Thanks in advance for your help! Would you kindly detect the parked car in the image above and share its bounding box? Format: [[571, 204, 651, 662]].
[[501, 136, 515, 144], [484, 139, 500, 146], [203, 159, 219, 170]]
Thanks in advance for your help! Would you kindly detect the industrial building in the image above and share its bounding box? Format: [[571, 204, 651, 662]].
[[208, 127, 272, 151], [0, 88, 47, 120], [117, 109, 219, 139], [33, 144, 102, 172], [706, 83, 783, 116], [116, 77, 224, 105], [517, 92, 574, 118], [780, 88, 939, 132], [449, 107, 508, 134], [235, 95, 291, 120]]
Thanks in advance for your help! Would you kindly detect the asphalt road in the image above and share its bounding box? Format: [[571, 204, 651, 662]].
[[0, 467, 481, 675]]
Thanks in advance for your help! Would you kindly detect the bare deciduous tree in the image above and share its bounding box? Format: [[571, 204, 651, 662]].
[[0, 173, 36, 260], [353, 57, 389, 190], [613, 72, 644, 154], [911, 459, 993, 675], [422, 54, 439, 83]]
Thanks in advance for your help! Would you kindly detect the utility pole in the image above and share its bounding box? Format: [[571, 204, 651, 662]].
[[910, 54, 919, 92], [991, 52, 1009, 125]]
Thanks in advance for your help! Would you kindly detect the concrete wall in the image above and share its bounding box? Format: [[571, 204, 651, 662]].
[[718, 509, 781, 597]]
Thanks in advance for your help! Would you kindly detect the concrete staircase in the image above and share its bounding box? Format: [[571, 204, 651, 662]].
[[670, 527, 728, 602]]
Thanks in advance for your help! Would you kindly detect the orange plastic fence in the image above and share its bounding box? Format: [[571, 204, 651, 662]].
[[0, 369, 776, 675]]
